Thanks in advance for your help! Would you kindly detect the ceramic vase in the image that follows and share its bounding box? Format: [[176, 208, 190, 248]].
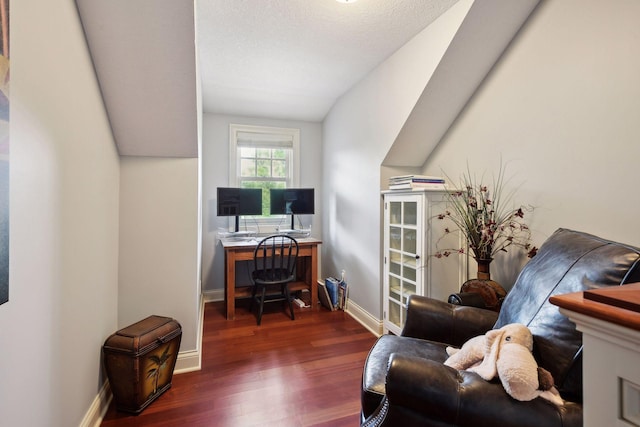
[[460, 258, 507, 311]]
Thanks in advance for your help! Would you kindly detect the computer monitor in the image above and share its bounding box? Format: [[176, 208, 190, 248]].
[[217, 187, 262, 232], [269, 188, 314, 230]]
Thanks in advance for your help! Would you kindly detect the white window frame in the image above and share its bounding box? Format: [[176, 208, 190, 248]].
[[229, 124, 300, 231]]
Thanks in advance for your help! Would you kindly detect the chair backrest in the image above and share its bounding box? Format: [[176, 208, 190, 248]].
[[252, 235, 299, 284], [495, 228, 640, 400]]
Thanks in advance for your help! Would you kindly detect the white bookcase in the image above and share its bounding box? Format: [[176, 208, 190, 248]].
[[382, 189, 467, 335]]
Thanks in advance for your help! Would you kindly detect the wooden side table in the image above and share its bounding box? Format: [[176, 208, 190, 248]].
[[550, 283, 640, 427]]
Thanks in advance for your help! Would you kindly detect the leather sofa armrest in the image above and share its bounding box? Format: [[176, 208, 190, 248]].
[[385, 354, 461, 422], [401, 295, 498, 347], [370, 354, 579, 427]]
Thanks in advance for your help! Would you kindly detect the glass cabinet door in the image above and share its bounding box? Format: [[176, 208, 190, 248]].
[[384, 195, 422, 333]]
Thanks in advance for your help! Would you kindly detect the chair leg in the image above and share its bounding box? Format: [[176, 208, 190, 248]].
[[257, 287, 266, 326], [284, 285, 295, 321], [249, 285, 257, 313]]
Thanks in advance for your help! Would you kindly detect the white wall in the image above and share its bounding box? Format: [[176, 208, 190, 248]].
[[0, 0, 120, 425], [324, 0, 640, 321], [201, 113, 323, 296], [423, 0, 640, 286], [119, 157, 200, 356], [322, 1, 473, 318]]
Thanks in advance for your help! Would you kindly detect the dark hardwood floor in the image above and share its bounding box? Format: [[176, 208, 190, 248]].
[[101, 299, 378, 426]]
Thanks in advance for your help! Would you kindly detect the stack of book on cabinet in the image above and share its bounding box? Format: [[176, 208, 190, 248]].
[[389, 175, 446, 190]]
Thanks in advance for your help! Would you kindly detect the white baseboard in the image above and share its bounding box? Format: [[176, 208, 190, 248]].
[[344, 298, 384, 337], [84, 347, 202, 426], [202, 288, 224, 302], [79, 381, 112, 427], [174, 347, 202, 374], [83, 296, 206, 426], [313, 279, 383, 337], [175, 294, 205, 373]]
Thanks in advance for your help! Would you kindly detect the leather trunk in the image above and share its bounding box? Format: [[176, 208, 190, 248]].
[[103, 315, 182, 414]]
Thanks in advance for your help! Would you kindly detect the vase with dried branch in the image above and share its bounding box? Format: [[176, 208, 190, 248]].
[[434, 164, 537, 310]]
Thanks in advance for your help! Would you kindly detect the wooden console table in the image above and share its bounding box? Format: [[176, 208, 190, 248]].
[[550, 283, 640, 427], [221, 237, 321, 320]]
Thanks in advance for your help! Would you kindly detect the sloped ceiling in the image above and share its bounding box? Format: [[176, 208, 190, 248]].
[[384, 0, 541, 167], [75, 0, 198, 158], [75, 0, 458, 157], [74, 0, 540, 162]]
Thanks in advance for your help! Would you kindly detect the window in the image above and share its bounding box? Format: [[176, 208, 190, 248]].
[[229, 124, 300, 227]]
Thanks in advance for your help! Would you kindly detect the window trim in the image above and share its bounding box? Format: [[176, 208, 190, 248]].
[[229, 124, 300, 187], [228, 124, 301, 231]]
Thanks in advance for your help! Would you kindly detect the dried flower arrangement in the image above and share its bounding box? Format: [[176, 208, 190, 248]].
[[435, 164, 537, 262]]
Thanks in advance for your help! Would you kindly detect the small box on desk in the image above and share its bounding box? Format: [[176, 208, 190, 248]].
[[103, 315, 182, 414]]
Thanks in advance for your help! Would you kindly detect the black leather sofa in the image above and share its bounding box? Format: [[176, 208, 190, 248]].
[[361, 228, 640, 427]]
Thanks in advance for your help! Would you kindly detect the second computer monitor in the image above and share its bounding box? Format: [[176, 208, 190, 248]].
[[270, 188, 315, 215], [270, 188, 314, 231]]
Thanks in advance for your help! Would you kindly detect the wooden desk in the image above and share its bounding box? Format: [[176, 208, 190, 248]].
[[221, 237, 321, 320]]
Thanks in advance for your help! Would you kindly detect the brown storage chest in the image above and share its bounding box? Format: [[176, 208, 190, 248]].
[[103, 315, 182, 414]]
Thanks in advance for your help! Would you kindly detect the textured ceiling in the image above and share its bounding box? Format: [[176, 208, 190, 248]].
[[76, 0, 538, 158], [197, 0, 458, 121]]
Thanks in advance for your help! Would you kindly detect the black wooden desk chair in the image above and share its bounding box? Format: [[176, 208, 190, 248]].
[[250, 235, 299, 325]]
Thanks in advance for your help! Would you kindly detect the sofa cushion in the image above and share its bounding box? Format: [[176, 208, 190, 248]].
[[361, 334, 449, 418], [495, 228, 640, 399]]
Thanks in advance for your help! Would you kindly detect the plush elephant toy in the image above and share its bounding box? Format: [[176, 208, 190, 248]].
[[444, 323, 564, 406]]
